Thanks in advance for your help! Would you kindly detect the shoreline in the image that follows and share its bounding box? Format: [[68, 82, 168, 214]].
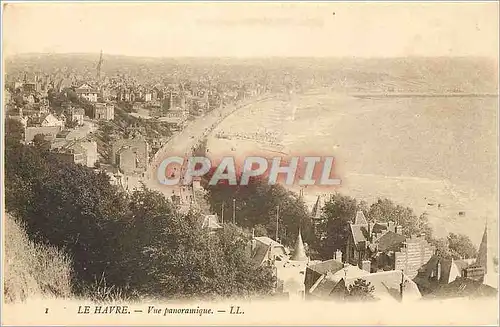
[[352, 93, 499, 99]]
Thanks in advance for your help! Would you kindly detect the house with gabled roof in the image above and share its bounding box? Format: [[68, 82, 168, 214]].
[[248, 236, 288, 268], [308, 264, 421, 302], [345, 210, 435, 278], [76, 83, 98, 102], [413, 255, 463, 295], [332, 270, 422, 302], [304, 251, 344, 298]]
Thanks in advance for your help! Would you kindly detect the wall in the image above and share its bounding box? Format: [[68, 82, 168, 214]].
[[94, 103, 114, 120], [395, 236, 435, 279], [79, 141, 98, 167], [111, 138, 148, 171], [117, 149, 137, 174], [25, 126, 62, 143]]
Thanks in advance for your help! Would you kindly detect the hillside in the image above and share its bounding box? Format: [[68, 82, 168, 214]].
[[94, 104, 172, 163], [4, 214, 73, 303]]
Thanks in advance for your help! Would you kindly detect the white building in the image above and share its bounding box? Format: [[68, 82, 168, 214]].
[[76, 84, 99, 102]]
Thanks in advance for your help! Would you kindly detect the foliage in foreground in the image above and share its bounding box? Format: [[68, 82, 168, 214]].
[[4, 120, 274, 301]]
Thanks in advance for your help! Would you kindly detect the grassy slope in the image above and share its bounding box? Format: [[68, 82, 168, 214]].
[[4, 214, 73, 303]]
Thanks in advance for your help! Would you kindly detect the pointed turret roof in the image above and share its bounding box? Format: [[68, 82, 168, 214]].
[[475, 221, 497, 289], [290, 228, 308, 261], [354, 210, 368, 225], [476, 222, 488, 270], [311, 195, 323, 220]]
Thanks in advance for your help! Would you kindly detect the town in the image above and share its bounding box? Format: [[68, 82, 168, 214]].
[[4, 52, 497, 306]]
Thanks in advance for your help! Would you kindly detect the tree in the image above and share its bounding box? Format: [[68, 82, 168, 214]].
[[367, 198, 433, 239], [65, 118, 79, 129], [346, 278, 376, 302], [204, 175, 314, 247], [119, 188, 275, 299], [317, 193, 368, 260], [253, 224, 268, 237], [5, 118, 24, 147], [32, 134, 51, 152], [5, 140, 130, 289], [4, 133, 281, 300], [447, 233, 477, 259], [117, 186, 177, 291], [430, 237, 453, 259], [429, 233, 477, 260]]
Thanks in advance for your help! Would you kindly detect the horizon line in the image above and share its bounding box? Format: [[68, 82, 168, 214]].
[[6, 52, 498, 60]]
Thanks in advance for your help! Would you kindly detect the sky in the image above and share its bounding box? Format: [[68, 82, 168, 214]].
[[2, 2, 499, 58]]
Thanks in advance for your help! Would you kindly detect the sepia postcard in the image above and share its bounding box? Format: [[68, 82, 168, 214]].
[[1, 1, 499, 326]]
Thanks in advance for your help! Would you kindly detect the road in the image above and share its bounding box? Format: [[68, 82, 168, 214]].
[[139, 94, 276, 197], [66, 119, 97, 140]]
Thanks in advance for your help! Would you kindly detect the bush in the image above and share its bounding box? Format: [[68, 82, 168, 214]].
[[4, 214, 73, 303], [346, 278, 376, 302]]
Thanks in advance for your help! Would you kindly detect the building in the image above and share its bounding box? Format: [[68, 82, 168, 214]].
[[75, 84, 99, 102], [330, 270, 422, 302], [248, 236, 288, 267], [307, 264, 421, 302], [27, 113, 65, 128], [41, 113, 65, 128], [23, 82, 36, 93], [413, 255, 464, 295], [51, 146, 87, 166], [102, 166, 126, 189], [201, 214, 223, 232], [274, 229, 310, 300], [111, 137, 149, 175], [50, 140, 98, 167], [157, 107, 188, 131], [304, 252, 344, 298], [67, 107, 85, 126], [79, 140, 98, 167], [345, 211, 435, 278], [24, 126, 62, 143], [308, 264, 367, 299], [94, 102, 114, 120], [290, 229, 309, 262], [394, 235, 437, 279], [5, 88, 11, 104], [465, 223, 497, 288], [413, 222, 497, 295], [310, 195, 327, 237]]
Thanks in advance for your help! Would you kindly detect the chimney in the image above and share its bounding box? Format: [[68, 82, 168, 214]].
[[334, 249, 343, 263], [361, 260, 371, 273], [396, 225, 403, 234]]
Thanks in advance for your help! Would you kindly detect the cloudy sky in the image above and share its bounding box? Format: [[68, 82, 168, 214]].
[[3, 2, 499, 58]]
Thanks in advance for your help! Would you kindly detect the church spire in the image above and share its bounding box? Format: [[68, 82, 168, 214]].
[[290, 228, 307, 261]]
